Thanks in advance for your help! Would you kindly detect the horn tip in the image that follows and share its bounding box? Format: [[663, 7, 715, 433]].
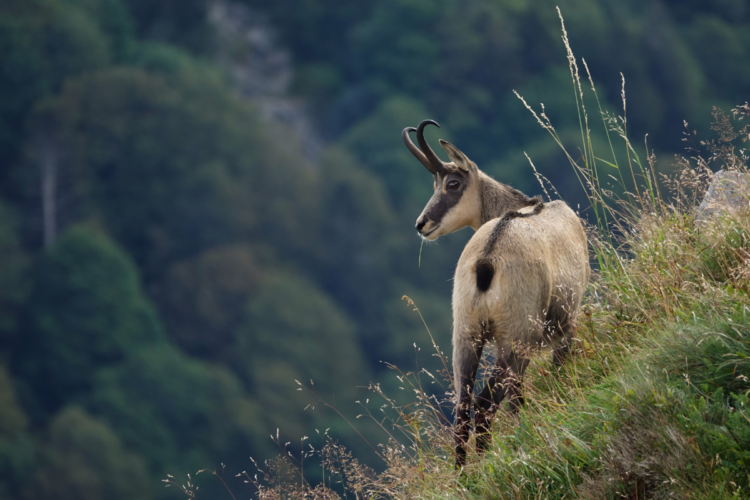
[[417, 119, 440, 130]]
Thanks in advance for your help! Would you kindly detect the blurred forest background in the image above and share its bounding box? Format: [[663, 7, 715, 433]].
[[0, 0, 748, 498]]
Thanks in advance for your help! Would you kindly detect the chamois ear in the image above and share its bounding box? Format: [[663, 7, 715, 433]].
[[439, 140, 476, 173]]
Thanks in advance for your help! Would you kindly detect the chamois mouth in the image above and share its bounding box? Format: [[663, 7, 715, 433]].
[[421, 225, 440, 239]]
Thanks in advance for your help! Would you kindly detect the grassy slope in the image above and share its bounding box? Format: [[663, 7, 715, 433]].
[[178, 15, 750, 498], [233, 134, 750, 500], [407, 205, 750, 499], [369, 61, 750, 498]]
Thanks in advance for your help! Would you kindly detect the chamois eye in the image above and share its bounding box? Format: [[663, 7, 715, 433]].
[[447, 180, 460, 190]]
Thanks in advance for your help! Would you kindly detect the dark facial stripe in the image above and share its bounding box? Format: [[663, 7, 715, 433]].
[[423, 174, 467, 224], [426, 192, 461, 222]]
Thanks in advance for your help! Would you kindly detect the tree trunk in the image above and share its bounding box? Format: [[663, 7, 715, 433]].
[[39, 136, 58, 248]]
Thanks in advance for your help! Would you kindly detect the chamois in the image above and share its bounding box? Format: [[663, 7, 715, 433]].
[[403, 120, 590, 467]]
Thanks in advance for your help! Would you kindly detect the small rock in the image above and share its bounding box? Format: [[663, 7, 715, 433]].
[[696, 170, 750, 222]]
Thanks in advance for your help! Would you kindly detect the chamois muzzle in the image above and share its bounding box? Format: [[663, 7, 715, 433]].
[[415, 215, 440, 239], [402, 119, 447, 176]]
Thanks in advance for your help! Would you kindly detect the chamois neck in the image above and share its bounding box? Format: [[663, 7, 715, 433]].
[[477, 173, 536, 226]]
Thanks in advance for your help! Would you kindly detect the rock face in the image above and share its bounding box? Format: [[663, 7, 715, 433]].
[[208, 0, 322, 161], [697, 170, 750, 221]]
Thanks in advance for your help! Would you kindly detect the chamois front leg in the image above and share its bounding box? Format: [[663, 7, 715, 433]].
[[453, 332, 484, 468]]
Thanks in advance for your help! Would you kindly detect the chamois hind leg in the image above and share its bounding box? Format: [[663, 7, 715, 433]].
[[474, 350, 529, 452], [549, 287, 584, 367], [505, 353, 529, 412], [549, 305, 574, 367], [474, 354, 509, 452], [552, 340, 571, 366], [453, 332, 484, 468]]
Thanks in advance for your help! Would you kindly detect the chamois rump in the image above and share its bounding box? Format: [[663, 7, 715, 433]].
[[403, 120, 590, 467]]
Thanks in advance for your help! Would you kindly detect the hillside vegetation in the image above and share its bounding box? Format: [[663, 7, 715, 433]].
[[379, 113, 750, 499], [233, 113, 750, 500], [1, 1, 749, 499], [210, 37, 750, 499]]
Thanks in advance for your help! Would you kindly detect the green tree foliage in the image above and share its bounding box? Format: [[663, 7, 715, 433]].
[[86, 345, 268, 479], [0, 203, 28, 354], [38, 67, 317, 281], [241, 0, 369, 67], [16, 225, 164, 413], [311, 148, 400, 321], [0, 368, 26, 437], [232, 268, 380, 460], [25, 406, 152, 500], [341, 97, 435, 209], [0, 367, 34, 500], [153, 244, 263, 359], [237, 270, 367, 410], [122, 0, 214, 54], [130, 40, 211, 78], [0, 0, 119, 196], [243, 0, 750, 169], [683, 13, 750, 106], [64, 0, 135, 61]]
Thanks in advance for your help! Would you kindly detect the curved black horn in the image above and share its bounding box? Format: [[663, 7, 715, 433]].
[[402, 127, 439, 174], [416, 119, 446, 174]]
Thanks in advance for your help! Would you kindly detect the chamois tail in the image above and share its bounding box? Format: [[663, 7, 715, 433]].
[[475, 258, 494, 292]]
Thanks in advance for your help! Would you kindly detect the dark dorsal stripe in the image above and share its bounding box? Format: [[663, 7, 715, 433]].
[[475, 196, 544, 292]]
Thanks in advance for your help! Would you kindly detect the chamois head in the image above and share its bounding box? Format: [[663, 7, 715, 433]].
[[403, 120, 481, 240]]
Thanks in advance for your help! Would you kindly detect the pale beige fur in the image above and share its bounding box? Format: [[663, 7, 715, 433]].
[[408, 134, 589, 465], [451, 200, 590, 393]]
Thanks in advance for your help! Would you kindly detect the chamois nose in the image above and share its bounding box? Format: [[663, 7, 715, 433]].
[[416, 218, 427, 232]]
